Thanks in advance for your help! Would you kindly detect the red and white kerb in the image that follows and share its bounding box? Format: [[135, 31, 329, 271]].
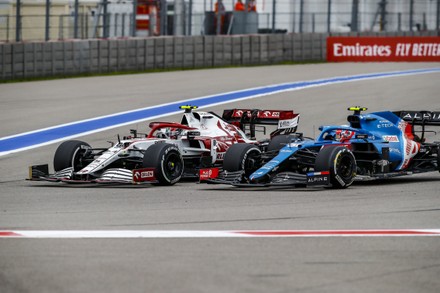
[[1, 229, 440, 238]]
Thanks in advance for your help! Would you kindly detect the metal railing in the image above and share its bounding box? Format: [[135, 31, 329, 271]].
[[1, 0, 439, 42]]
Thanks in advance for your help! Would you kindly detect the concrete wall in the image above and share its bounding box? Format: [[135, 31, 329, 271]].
[[0, 31, 438, 81]]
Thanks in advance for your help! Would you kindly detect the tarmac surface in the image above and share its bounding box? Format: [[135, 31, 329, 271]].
[[1, 63, 440, 293]]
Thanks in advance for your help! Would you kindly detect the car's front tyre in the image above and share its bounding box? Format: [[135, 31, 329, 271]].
[[143, 143, 184, 186], [53, 140, 91, 172], [314, 145, 356, 189], [223, 143, 261, 176]]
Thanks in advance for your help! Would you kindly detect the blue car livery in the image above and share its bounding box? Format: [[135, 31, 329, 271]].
[[203, 107, 440, 188]]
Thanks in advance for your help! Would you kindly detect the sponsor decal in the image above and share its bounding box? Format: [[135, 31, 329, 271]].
[[132, 168, 156, 182], [233, 110, 244, 117], [141, 171, 154, 178], [261, 111, 280, 118], [278, 116, 299, 129], [307, 171, 330, 186], [199, 168, 219, 180], [355, 134, 368, 139], [401, 111, 440, 121], [382, 135, 399, 142], [327, 37, 440, 62], [377, 123, 393, 128], [390, 148, 401, 154]]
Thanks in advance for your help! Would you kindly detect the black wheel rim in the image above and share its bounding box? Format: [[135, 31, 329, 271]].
[[338, 155, 354, 180], [164, 153, 183, 179], [72, 148, 87, 171], [243, 151, 260, 175]]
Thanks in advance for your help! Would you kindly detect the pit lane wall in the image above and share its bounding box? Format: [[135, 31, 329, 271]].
[[1, 31, 439, 81]]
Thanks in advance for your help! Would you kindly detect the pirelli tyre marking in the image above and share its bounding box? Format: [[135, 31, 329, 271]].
[[333, 149, 356, 187]]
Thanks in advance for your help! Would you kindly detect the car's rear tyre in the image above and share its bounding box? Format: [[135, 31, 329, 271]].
[[223, 143, 261, 175], [143, 143, 184, 186], [314, 145, 356, 189], [267, 135, 295, 152], [53, 140, 91, 172]]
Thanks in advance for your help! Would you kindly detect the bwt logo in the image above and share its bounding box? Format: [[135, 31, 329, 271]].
[[141, 171, 154, 178]]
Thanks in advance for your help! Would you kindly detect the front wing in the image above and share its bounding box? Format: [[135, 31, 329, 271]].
[[28, 164, 159, 185], [199, 168, 330, 188]]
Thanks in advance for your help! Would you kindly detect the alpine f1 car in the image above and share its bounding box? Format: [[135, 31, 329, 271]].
[[201, 107, 440, 188], [29, 106, 299, 185]]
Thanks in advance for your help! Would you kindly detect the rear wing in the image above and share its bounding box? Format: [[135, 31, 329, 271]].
[[221, 109, 300, 138], [394, 111, 440, 126]]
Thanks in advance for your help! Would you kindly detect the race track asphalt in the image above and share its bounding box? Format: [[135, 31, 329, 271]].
[[1, 63, 440, 293]]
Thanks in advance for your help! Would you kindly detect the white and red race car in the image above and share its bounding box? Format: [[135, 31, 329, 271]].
[[29, 106, 299, 185]]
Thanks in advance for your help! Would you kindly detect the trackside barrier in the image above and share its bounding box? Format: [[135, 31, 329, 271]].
[[0, 34, 326, 80], [0, 31, 439, 81]]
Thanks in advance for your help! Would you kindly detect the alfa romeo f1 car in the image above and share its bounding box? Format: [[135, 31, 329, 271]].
[[29, 106, 299, 185], [201, 107, 440, 188]]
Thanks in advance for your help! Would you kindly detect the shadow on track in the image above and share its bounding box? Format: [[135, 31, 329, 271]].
[[199, 174, 440, 192], [354, 175, 440, 186]]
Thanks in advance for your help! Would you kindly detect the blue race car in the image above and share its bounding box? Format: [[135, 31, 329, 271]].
[[202, 107, 440, 188]]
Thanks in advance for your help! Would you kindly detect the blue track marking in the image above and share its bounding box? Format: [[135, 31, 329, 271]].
[[1, 68, 439, 156]]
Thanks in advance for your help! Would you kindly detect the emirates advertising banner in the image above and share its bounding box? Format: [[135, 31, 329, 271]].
[[327, 36, 440, 62]]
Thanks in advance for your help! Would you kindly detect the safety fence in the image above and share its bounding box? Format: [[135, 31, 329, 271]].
[[1, 0, 439, 43], [1, 30, 438, 81]]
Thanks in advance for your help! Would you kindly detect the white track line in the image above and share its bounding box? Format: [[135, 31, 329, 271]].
[[1, 229, 440, 238], [2, 67, 439, 157]]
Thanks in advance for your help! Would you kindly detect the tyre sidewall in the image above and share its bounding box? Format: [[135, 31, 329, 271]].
[[240, 146, 260, 174], [159, 145, 183, 185], [143, 143, 183, 185], [332, 148, 356, 188], [315, 145, 356, 188], [223, 143, 260, 174], [53, 140, 91, 171]]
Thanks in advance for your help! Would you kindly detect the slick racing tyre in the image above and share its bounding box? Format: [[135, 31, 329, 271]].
[[143, 143, 184, 186], [223, 143, 261, 175], [53, 140, 91, 172], [314, 146, 356, 189], [267, 134, 295, 152]]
